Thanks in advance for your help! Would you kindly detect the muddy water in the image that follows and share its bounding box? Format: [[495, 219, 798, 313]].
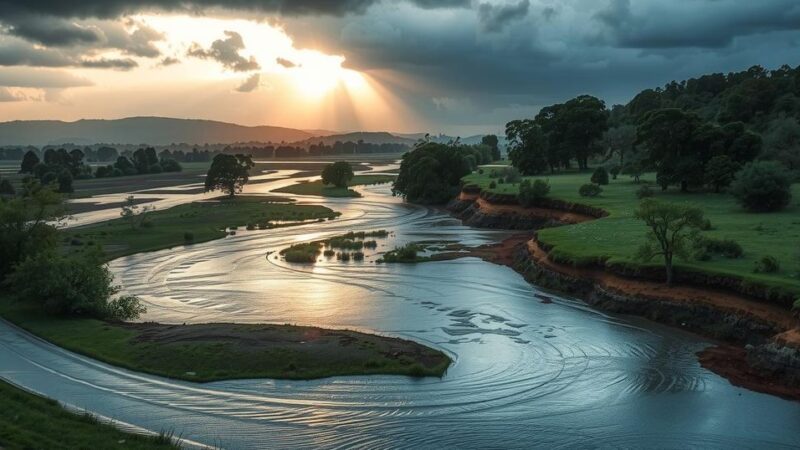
[[2, 178, 800, 448]]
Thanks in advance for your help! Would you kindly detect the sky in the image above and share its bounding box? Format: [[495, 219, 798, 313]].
[[0, 0, 799, 136]]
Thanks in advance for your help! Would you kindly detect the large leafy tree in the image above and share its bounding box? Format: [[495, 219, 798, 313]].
[[535, 95, 609, 170], [505, 119, 549, 175], [19, 150, 39, 174], [481, 134, 501, 161], [634, 199, 705, 285], [392, 142, 471, 204], [729, 161, 792, 212], [321, 161, 354, 188], [204, 153, 254, 197], [637, 109, 704, 191]]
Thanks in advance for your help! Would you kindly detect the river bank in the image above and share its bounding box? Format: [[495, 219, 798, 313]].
[[448, 190, 800, 401]]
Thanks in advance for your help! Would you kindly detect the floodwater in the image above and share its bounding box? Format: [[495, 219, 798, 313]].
[[2, 170, 800, 449]]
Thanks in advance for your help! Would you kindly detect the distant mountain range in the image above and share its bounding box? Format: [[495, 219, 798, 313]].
[[0, 116, 496, 148]]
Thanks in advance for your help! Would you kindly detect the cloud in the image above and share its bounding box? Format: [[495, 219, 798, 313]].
[[2, 14, 101, 46], [594, 0, 800, 49], [187, 30, 260, 71], [0, 1, 466, 21], [0, 67, 93, 88], [0, 39, 75, 67], [0, 87, 24, 102], [275, 57, 296, 68], [235, 73, 260, 92], [159, 56, 180, 66], [80, 57, 138, 70], [97, 19, 165, 57], [477, 0, 530, 33]]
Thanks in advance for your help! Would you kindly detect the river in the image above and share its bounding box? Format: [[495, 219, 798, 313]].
[[1, 170, 799, 449]]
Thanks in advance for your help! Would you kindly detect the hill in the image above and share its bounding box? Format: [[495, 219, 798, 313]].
[[0, 117, 314, 146], [294, 131, 416, 148]]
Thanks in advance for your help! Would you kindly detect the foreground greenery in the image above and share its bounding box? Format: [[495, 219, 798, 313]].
[[275, 174, 395, 197], [464, 168, 800, 295], [0, 302, 450, 381], [67, 195, 338, 259], [0, 379, 178, 449]]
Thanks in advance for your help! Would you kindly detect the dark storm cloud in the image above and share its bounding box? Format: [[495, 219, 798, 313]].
[[0, 40, 74, 67], [595, 0, 800, 49], [3, 14, 101, 46], [187, 31, 260, 71], [0, 0, 465, 20], [477, 0, 530, 33]]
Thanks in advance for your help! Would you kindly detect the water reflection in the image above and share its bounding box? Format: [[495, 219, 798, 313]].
[[1, 174, 799, 449]]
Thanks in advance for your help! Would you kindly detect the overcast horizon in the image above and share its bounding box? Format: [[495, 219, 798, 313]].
[[1, 0, 798, 135]]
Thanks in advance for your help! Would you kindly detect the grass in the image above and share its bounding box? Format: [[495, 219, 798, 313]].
[[274, 174, 396, 197], [0, 302, 450, 382], [66, 195, 339, 259], [0, 379, 179, 449], [463, 167, 800, 297]]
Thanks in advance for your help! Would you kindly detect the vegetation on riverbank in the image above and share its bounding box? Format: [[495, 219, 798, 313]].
[[0, 379, 179, 449], [275, 174, 395, 197], [0, 302, 450, 381], [66, 195, 339, 259], [462, 168, 800, 298]]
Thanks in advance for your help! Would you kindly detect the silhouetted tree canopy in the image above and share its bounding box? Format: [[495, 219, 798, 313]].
[[204, 153, 254, 197]]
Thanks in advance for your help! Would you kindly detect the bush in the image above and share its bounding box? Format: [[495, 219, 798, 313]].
[[353, 251, 365, 261], [183, 232, 194, 243], [500, 167, 521, 184], [729, 161, 792, 212], [518, 179, 550, 207], [609, 165, 621, 180], [282, 242, 321, 263], [148, 163, 163, 174], [159, 158, 182, 172], [579, 183, 602, 197], [382, 244, 421, 262], [693, 236, 743, 259], [590, 167, 609, 185], [636, 185, 655, 199], [6, 250, 144, 319], [754, 255, 780, 273], [488, 181, 497, 189]]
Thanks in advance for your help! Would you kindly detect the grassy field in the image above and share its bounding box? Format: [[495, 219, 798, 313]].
[[0, 303, 450, 381], [0, 379, 178, 449], [67, 195, 339, 259], [274, 174, 396, 197], [463, 168, 800, 296]]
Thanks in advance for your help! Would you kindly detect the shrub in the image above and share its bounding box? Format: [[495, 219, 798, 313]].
[[590, 167, 609, 185], [579, 183, 602, 197], [636, 185, 655, 199], [609, 165, 621, 180], [282, 242, 321, 263], [478, 169, 484, 175], [353, 251, 365, 261], [159, 158, 182, 172], [693, 236, 743, 259], [729, 161, 792, 212], [323, 249, 336, 257], [363, 240, 378, 249], [499, 166, 521, 184], [754, 255, 780, 273], [6, 250, 144, 320], [246, 223, 256, 230], [518, 179, 550, 207], [489, 181, 497, 189], [382, 244, 421, 262], [148, 163, 163, 174], [183, 232, 194, 243]]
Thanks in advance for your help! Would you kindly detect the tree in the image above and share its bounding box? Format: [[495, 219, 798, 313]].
[[579, 183, 602, 197], [114, 156, 136, 175], [536, 95, 609, 170], [762, 117, 800, 171], [634, 199, 705, 285], [6, 249, 144, 320], [506, 119, 549, 175], [601, 125, 637, 167], [120, 196, 155, 229], [0, 178, 15, 197], [704, 155, 739, 192], [729, 161, 792, 212], [57, 169, 74, 193], [19, 150, 39, 174], [481, 134, 501, 161], [0, 180, 64, 279], [321, 161, 354, 188], [637, 108, 704, 191], [590, 167, 609, 185], [132, 147, 158, 174], [392, 142, 471, 204], [204, 153, 254, 197]]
